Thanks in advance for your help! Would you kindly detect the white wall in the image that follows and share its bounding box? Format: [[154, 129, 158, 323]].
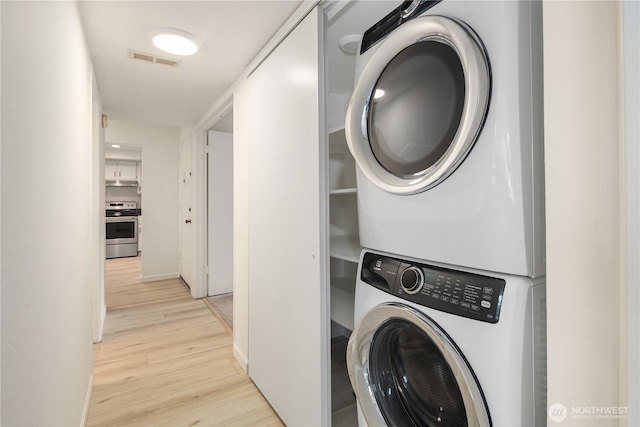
[[208, 130, 234, 296], [105, 186, 141, 206], [1, 2, 95, 425], [92, 75, 107, 343], [106, 120, 180, 282], [105, 147, 142, 161], [624, 1, 640, 423], [544, 2, 625, 425]]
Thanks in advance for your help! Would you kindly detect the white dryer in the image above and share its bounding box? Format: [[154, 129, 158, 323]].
[[345, 0, 545, 277], [347, 249, 547, 426]]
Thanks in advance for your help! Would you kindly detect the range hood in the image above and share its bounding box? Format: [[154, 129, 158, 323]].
[[106, 180, 138, 187]]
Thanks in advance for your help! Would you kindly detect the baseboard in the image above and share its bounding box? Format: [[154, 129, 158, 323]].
[[233, 343, 249, 373], [81, 374, 94, 426], [140, 272, 180, 283]]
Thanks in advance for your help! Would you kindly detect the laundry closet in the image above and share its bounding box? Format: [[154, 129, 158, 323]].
[[327, 5, 411, 421], [243, 2, 399, 426], [326, 61, 360, 427], [325, 6, 411, 425]]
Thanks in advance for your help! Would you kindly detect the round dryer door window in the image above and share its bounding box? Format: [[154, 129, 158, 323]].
[[345, 16, 490, 195], [347, 303, 491, 427]]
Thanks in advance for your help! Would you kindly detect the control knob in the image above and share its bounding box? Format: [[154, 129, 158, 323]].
[[400, 266, 424, 295]]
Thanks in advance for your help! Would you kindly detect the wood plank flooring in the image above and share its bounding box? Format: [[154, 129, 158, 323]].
[[88, 256, 284, 426]]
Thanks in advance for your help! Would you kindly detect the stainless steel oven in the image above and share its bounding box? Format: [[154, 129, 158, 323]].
[[106, 202, 138, 259]]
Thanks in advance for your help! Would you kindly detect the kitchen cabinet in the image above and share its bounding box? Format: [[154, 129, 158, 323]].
[[105, 159, 139, 185], [136, 161, 142, 194], [119, 160, 137, 181], [105, 159, 117, 182]]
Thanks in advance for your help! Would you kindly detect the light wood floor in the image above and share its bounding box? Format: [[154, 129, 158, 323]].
[[87, 256, 284, 426]]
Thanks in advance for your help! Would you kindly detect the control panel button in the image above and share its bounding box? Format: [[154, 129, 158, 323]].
[[481, 300, 491, 309]]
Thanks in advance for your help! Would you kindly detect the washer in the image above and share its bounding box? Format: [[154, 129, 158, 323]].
[[345, 0, 545, 277], [347, 249, 546, 426]]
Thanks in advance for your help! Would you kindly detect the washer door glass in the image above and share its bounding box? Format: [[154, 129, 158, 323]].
[[368, 41, 465, 178], [345, 16, 490, 195], [347, 303, 491, 427], [370, 318, 467, 426]]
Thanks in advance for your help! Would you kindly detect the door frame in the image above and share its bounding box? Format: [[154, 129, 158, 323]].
[[191, 88, 234, 299], [179, 133, 195, 288]]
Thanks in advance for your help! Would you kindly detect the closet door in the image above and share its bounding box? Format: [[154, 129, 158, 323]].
[[247, 7, 329, 426]]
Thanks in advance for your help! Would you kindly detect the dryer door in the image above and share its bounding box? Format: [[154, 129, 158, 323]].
[[345, 15, 490, 195], [347, 303, 490, 427]]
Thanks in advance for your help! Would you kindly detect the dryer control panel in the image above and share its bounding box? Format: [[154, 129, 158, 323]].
[[361, 252, 505, 323]]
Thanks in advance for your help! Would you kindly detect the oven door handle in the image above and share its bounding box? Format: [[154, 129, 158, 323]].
[[106, 216, 138, 222]]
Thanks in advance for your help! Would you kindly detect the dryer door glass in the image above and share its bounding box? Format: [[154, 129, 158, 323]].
[[369, 318, 467, 426], [368, 41, 465, 178], [345, 16, 490, 195]]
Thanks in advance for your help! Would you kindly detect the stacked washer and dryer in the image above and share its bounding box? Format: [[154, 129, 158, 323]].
[[344, 0, 546, 426]]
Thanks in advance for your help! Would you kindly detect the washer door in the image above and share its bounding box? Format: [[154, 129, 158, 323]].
[[345, 15, 490, 195], [347, 303, 491, 427]]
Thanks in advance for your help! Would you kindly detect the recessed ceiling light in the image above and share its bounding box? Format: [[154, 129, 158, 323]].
[[339, 34, 361, 55], [151, 28, 198, 56]]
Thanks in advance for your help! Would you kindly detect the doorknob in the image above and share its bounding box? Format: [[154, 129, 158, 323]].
[[185, 219, 191, 224]]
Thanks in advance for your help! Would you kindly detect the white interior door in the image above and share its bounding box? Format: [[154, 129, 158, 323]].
[[207, 130, 233, 296], [179, 135, 194, 287], [247, 7, 329, 426]]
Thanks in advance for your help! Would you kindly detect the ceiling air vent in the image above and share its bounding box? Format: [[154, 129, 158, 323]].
[[127, 49, 180, 68]]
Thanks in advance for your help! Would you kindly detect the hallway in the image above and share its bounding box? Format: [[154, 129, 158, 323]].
[[87, 257, 283, 426]]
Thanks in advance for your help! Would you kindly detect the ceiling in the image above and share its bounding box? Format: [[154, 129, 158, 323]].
[[326, 1, 400, 96], [79, 1, 302, 127], [79, 1, 402, 129]]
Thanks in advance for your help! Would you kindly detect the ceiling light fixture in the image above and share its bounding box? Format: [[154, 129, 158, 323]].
[[111, 144, 120, 148], [339, 34, 361, 55], [151, 28, 198, 56]]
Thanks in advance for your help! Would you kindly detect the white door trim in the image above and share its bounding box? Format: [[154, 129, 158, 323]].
[[191, 88, 234, 299]]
